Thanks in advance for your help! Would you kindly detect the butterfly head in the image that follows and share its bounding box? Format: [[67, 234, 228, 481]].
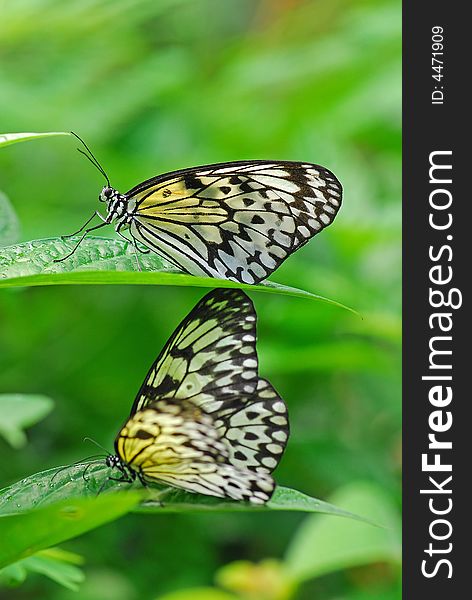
[[99, 185, 121, 203], [105, 454, 123, 469], [100, 186, 128, 221]]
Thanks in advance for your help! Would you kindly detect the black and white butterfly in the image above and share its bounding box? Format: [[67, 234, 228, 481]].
[[106, 288, 289, 504], [58, 134, 342, 284]]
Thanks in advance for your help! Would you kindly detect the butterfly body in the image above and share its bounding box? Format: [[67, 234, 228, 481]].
[[91, 160, 342, 283], [105, 454, 139, 484], [106, 289, 290, 504], [99, 187, 132, 224]]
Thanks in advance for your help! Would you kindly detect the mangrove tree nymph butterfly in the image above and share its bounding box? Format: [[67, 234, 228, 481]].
[[57, 133, 342, 284], [105, 288, 289, 504]]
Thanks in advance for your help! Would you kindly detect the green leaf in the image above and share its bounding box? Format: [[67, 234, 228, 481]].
[[0, 492, 141, 568], [285, 482, 401, 583], [0, 561, 26, 587], [0, 191, 20, 247], [0, 548, 85, 591], [0, 394, 54, 449], [0, 132, 71, 148], [0, 465, 371, 522], [0, 237, 357, 312], [135, 485, 372, 520]]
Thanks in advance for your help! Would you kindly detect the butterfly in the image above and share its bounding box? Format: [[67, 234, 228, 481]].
[[105, 288, 289, 504], [57, 133, 342, 284]]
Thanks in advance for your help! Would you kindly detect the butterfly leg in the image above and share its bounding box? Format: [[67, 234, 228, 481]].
[[115, 226, 148, 271], [141, 497, 163, 508], [117, 231, 150, 255], [108, 475, 134, 484], [138, 473, 167, 505], [96, 473, 134, 496], [155, 486, 176, 507], [54, 220, 110, 263], [131, 239, 151, 255], [61, 211, 107, 239]]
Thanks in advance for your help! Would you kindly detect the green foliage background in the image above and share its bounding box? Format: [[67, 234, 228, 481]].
[[0, 0, 401, 599]]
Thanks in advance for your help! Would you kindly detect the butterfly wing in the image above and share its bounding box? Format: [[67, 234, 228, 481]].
[[126, 160, 342, 283], [213, 378, 289, 474], [115, 398, 274, 503], [131, 288, 259, 415]]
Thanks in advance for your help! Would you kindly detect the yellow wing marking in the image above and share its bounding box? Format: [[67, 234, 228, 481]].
[[116, 403, 214, 474], [134, 178, 227, 224]]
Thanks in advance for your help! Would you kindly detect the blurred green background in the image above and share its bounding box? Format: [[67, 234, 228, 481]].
[[0, 0, 401, 599]]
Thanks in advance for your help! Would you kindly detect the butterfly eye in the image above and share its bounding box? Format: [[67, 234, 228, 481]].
[[99, 187, 113, 202]]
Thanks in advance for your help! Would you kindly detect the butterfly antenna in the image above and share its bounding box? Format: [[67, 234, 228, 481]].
[[77, 148, 109, 182], [71, 131, 111, 187], [83, 436, 111, 456]]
